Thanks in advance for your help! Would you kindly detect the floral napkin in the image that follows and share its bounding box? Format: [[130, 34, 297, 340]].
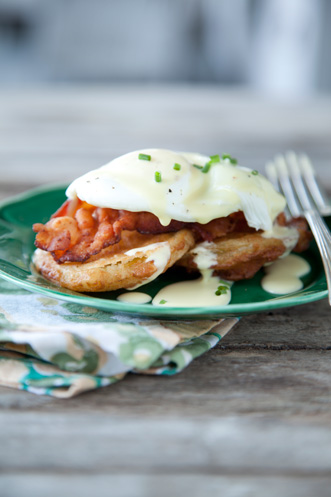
[[0, 278, 238, 398]]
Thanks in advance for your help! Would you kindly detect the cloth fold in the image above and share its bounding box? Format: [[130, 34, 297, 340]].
[[0, 279, 238, 398]]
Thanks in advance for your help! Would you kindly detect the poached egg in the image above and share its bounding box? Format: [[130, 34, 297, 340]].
[[66, 149, 286, 231]]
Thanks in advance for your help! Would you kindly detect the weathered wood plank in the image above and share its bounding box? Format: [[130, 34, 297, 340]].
[[0, 347, 331, 418], [1, 87, 331, 184], [32, 346, 330, 419], [0, 300, 330, 417], [225, 298, 331, 348], [2, 474, 331, 497], [0, 182, 40, 202], [1, 411, 331, 472]]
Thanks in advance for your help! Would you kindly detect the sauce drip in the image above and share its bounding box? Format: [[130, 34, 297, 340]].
[[262, 223, 299, 255], [117, 292, 152, 304], [261, 254, 310, 294], [124, 241, 171, 289], [152, 270, 231, 308], [191, 241, 217, 270]]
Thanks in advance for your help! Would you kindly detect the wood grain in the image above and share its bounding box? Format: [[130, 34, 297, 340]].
[[3, 475, 331, 497], [1, 86, 331, 497], [1, 86, 331, 185]]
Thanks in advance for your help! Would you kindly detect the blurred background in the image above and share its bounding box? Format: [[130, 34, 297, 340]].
[[1, 0, 331, 97], [1, 0, 331, 189]]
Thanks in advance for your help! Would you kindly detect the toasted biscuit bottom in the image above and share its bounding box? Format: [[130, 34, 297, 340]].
[[33, 229, 195, 292], [177, 232, 287, 281]]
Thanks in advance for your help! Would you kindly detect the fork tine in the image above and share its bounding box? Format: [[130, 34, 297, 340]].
[[273, 154, 302, 218], [299, 154, 331, 216], [266, 151, 331, 305], [285, 151, 313, 211], [265, 160, 291, 218]]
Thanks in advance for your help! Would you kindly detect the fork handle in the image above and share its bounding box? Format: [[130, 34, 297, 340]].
[[304, 209, 331, 306]]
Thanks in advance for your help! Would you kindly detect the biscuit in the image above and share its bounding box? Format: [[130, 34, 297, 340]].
[[33, 229, 195, 292], [177, 232, 287, 280]]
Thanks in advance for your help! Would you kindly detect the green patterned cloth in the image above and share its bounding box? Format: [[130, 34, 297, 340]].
[[0, 279, 238, 398]]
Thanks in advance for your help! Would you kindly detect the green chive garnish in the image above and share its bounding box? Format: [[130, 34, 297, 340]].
[[215, 285, 228, 296], [222, 154, 237, 165], [173, 163, 181, 171], [159, 299, 167, 304], [155, 171, 162, 182], [193, 164, 203, 170], [201, 161, 212, 173], [251, 170, 259, 175], [139, 153, 151, 161], [210, 154, 220, 163]]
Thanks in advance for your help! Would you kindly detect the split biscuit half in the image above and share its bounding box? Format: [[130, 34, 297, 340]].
[[177, 232, 289, 281], [33, 229, 195, 293]]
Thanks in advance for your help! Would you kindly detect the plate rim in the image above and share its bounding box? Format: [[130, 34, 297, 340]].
[[0, 184, 328, 318]]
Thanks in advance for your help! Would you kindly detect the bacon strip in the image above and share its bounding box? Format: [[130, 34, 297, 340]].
[[33, 198, 308, 263]]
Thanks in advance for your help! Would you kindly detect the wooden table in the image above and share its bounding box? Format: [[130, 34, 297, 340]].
[[1, 86, 331, 497]]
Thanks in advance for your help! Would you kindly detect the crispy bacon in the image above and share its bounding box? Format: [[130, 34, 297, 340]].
[[33, 198, 309, 263]]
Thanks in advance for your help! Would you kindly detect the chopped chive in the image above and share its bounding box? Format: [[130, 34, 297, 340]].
[[215, 285, 229, 296], [222, 154, 237, 165], [210, 154, 220, 163], [155, 171, 162, 182], [193, 164, 203, 170], [139, 153, 151, 161], [201, 161, 212, 173], [159, 299, 167, 304], [173, 163, 181, 171], [251, 170, 259, 175]]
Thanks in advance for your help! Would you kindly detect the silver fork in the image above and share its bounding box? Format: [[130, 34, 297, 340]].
[[265, 151, 331, 305]]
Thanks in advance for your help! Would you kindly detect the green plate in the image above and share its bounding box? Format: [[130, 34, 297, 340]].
[[0, 185, 328, 319]]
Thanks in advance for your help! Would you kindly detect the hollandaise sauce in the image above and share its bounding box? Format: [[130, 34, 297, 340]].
[[152, 271, 232, 308], [116, 253, 311, 308], [117, 292, 152, 304], [66, 148, 285, 230], [124, 241, 171, 289], [261, 254, 310, 294]]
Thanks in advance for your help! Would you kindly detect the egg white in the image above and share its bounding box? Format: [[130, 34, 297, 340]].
[[66, 148, 286, 230]]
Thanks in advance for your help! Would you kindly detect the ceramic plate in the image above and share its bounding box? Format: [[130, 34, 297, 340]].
[[0, 185, 327, 319]]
